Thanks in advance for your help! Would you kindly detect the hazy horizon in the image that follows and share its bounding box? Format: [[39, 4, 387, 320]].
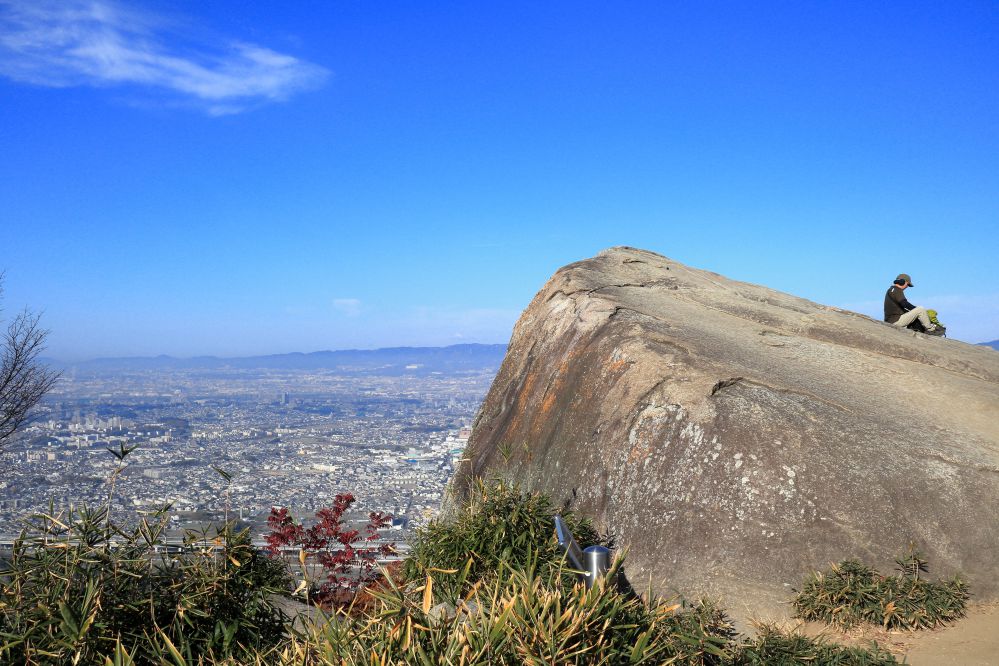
[[46, 341, 509, 364], [40, 314, 999, 365]]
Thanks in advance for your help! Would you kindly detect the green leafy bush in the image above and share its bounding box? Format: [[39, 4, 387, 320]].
[[0, 507, 289, 664], [793, 550, 969, 630], [283, 559, 900, 666], [0, 467, 914, 665], [0, 447, 289, 664], [294, 556, 736, 665], [731, 624, 899, 665], [404, 479, 606, 599]]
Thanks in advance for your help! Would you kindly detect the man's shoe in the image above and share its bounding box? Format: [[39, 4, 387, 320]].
[[925, 326, 946, 337]]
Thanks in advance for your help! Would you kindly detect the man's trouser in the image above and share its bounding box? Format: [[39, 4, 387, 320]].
[[894, 306, 933, 330]]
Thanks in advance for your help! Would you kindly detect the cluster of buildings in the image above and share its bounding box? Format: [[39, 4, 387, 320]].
[[0, 366, 490, 544]]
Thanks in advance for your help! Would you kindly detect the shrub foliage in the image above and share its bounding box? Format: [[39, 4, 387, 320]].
[[0, 467, 927, 664], [289, 557, 739, 665], [264, 494, 393, 605], [793, 550, 969, 630], [0, 447, 289, 664], [0, 505, 289, 664], [732, 624, 899, 665], [403, 478, 605, 599]]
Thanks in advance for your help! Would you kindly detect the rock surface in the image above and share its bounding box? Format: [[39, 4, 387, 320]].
[[457, 247, 999, 621]]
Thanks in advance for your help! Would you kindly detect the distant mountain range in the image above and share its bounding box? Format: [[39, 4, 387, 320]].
[[981, 340, 999, 351], [47, 343, 508, 375]]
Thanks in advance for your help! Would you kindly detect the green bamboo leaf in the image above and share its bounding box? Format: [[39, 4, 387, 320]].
[[212, 467, 232, 482], [157, 631, 187, 666], [57, 601, 80, 639]]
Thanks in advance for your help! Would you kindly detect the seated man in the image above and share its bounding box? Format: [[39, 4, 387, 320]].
[[884, 273, 943, 335]]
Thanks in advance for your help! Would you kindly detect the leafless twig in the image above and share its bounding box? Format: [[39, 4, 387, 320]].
[[0, 274, 60, 450]]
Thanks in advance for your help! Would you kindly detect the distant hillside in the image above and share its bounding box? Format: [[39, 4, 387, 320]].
[[51, 343, 507, 375], [981, 340, 999, 351]]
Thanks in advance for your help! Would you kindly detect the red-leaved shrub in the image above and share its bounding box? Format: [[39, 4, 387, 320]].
[[265, 493, 393, 605]]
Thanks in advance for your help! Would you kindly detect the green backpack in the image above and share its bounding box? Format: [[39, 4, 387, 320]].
[[906, 308, 946, 336]]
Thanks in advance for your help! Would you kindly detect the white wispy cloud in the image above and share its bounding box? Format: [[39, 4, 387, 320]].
[[332, 298, 362, 317], [0, 0, 328, 114]]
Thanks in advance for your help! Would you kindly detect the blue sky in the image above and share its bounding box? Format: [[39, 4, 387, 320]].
[[2, 1, 997, 359]]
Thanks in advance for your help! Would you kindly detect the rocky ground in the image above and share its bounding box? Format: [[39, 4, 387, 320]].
[[790, 602, 999, 664]]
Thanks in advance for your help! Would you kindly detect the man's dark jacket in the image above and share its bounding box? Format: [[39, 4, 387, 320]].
[[884, 285, 915, 323]]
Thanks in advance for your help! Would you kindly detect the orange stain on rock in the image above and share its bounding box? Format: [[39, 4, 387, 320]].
[[628, 443, 651, 464], [541, 391, 557, 415], [607, 358, 628, 373]]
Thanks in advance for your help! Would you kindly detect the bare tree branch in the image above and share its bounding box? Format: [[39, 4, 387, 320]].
[[0, 274, 60, 450]]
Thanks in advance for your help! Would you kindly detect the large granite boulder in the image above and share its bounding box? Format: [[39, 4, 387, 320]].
[[457, 247, 999, 621]]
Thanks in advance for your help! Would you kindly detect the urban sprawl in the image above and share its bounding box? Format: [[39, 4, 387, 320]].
[[0, 364, 494, 546]]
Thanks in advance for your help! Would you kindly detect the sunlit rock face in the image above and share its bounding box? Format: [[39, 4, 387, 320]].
[[457, 246, 999, 621]]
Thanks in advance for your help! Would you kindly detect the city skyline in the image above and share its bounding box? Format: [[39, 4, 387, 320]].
[[3, 1, 997, 358]]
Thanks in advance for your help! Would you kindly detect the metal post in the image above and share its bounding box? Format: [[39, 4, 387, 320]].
[[582, 545, 610, 589], [555, 515, 612, 589]]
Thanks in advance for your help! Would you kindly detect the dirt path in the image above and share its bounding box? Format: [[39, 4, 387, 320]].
[[903, 603, 999, 665], [792, 603, 999, 665]]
